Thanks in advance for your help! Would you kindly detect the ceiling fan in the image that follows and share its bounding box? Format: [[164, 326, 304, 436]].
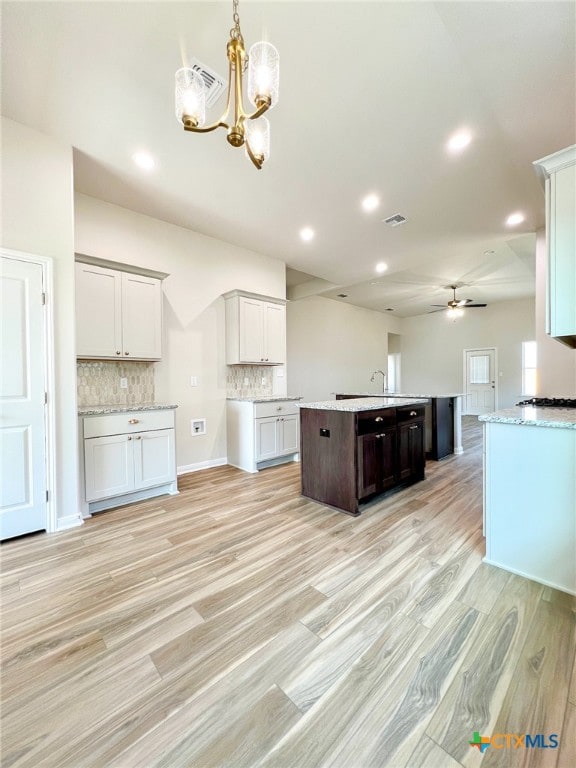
[[430, 285, 487, 312]]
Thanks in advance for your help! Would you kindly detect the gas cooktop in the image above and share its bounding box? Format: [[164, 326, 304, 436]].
[[517, 397, 576, 408]]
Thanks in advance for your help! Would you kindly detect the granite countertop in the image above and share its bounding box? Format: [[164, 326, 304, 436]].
[[226, 396, 303, 403], [479, 406, 576, 430], [337, 391, 465, 398], [298, 396, 429, 412], [78, 403, 178, 416]]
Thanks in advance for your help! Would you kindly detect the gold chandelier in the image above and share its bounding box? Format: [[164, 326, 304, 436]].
[[175, 0, 279, 169]]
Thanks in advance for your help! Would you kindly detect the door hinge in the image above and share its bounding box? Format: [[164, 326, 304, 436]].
[[46, 490, 49, 502], [44, 392, 48, 405], [42, 292, 46, 305]]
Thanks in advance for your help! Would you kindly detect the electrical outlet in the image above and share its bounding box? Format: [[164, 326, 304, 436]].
[[261, 378, 267, 385], [190, 376, 198, 387], [243, 377, 250, 386], [120, 378, 128, 389]]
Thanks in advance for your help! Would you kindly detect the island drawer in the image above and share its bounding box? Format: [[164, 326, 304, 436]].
[[396, 405, 426, 424], [357, 409, 396, 435], [254, 401, 300, 419], [83, 409, 175, 438]]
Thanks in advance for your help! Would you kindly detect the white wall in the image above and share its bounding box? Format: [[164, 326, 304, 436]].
[[1, 117, 79, 525], [535, 229, 576, 395], [74, 194, 285, 471], [287, 296, 401, 402], [400, 297, 535, 409]]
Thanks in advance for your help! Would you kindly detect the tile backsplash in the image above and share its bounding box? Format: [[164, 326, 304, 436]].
[[226, 365, 274, 398], [77, 361, 155, 406]]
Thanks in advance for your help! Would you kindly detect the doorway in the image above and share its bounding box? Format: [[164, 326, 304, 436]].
[[464, 348, 497, 415], [1, 250, 54, 539]]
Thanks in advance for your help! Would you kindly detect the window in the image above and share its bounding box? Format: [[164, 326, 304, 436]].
[[522, 341, 537, 396], [469, 354, 490, 384]]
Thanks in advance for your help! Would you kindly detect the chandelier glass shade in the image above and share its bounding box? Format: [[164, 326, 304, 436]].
[[175, 1, 279, 169]]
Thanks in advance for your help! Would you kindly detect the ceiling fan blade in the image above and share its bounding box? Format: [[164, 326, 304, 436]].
[[463, 303, 487, 308], [430, 304, 446, 307], [457, 298, 474, 305], [427, 308, 446, 313]]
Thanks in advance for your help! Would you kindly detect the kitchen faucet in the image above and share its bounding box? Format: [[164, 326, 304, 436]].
[[370, 369, 387, 393]]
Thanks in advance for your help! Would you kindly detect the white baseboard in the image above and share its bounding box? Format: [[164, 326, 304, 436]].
[[56, 514, 84, 532], [177, 457, 228, 475]]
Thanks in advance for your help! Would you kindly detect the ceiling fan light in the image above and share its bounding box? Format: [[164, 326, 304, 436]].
[[248, 42, 279, 109], [175, 67, 206, 127]]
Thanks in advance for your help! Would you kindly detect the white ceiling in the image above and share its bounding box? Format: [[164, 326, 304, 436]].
[[2, 1, 575, 317]]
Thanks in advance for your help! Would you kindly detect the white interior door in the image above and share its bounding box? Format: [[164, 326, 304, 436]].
[[1, 256, 47, 539], [465, 349, 496, 415]]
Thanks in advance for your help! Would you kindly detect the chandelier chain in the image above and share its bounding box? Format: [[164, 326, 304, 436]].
[[230, 0, 244, 43]]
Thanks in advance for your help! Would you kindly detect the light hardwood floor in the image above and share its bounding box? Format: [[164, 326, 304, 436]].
[[1, 418, 575, 768]]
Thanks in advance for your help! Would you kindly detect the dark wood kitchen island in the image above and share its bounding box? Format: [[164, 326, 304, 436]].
[[298, 397, 428, 515]]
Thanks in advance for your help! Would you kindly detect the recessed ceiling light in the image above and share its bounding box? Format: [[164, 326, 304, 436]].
[[337, 293, 348, 298], [362, 194, 380, 213], [447, 130, 472, 153], [300, 227, 315, 242], [132, 151, 156, 171], [375, 262, 388, 273], [506, 212, 525, 227]]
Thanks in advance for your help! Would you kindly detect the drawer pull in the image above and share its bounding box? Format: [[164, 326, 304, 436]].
[[409, 424, 419, 430], [127, 436, 132, 441], [410, 411, 417, 416], [135, 435, 142, 440], [374, 416, 384, 422], [276, 406, 283, 411], [128, 418, 140, 424]]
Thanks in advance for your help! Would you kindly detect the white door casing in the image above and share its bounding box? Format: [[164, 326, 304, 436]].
[[464, 348, 497, 415], [0, 253, 52, 539]]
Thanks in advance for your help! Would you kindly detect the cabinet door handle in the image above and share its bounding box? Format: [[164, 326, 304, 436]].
[[375, 416, 384, 422], [410, 424, 419, 430], [276, 406, 283, 411], [128, 419, 139, 424], [127, 436, 132, 441], [116, 350, 121, 355], [125, 351, 130, 356], [135, 435, 142, 440], [410, 411, 417, 416]]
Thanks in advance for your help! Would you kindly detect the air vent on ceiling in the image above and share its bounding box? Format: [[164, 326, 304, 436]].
[[384, 214, 407, 227], [189, 58, 226, 107]]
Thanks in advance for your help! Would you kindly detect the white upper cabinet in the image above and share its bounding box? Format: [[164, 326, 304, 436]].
[[225, 291, 286, 365], [534, 145, 576, 348], [75, 257, 166, 360]]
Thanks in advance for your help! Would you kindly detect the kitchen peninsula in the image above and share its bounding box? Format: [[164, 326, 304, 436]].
[[480, 405, 576, 595], [298, 397, 428, 515], [336, 392, 464, 459]]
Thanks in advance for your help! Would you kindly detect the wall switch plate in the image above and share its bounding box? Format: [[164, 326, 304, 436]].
[[190, 376, 198, 387], [276, 366, 285, 378], [261, 378, 267, 385], [120, 378, 128, 389], [243, 377, 249, 385]]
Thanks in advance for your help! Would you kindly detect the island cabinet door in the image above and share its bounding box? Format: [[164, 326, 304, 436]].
[[357, 429, 397, 499], [398, 422, 425, 482], [357, 434, 379, 499]]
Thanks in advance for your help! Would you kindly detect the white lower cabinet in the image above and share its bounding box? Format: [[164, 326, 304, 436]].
[[255, 414, 299, 462], [227, 399, 300, 473], [80, 408, 178, 515]]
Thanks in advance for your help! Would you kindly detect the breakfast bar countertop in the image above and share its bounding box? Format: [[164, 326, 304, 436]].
[[298, 397, 429, 412], [479, 406, 576, 429], [336, 391, 465, 398]]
